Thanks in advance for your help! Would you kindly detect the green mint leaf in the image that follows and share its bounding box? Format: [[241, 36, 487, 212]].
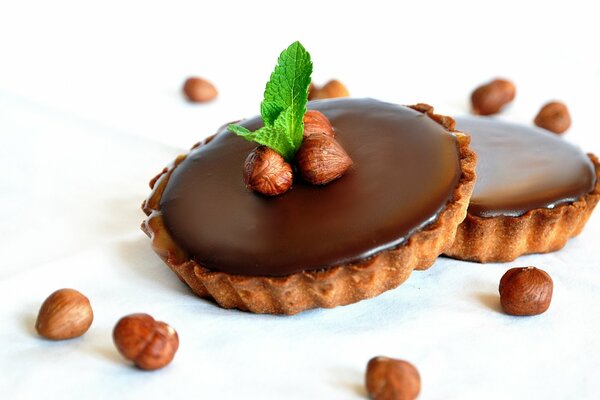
[[260, 41, 312, 149], [228, 124, 296, 160], [227, 124, 253, 137], [229, 41, 312, 160], [273, 107, 298, 150]]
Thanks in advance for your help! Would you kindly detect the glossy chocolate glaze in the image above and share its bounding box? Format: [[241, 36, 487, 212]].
[[160, 99, 460, 276], [455, 116, 596, 218]]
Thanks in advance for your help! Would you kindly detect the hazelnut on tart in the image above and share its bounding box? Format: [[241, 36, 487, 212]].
[[142, 98, 476, 314], [445, 117, 600, 263]]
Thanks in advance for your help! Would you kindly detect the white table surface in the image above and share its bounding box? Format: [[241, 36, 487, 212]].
[[1, 1, 599, 399]]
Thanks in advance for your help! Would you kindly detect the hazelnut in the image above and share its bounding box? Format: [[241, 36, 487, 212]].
[[244, 146, 293, 196], [308, 82, 316, 99], [113, 313, 179, 371], [182, 77, 218, 103], [296, 132, 353, 185], [35, 288, 93, 340], [534, 101, 571, 134], [303, 110, 335, 138], [470, 78, 516, 115], [365, 356, 421, 400], [499, 266, 553, 316], [309, 79, 350, 100]]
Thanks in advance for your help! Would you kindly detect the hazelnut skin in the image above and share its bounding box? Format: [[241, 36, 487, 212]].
[[35, 288, 94, 340], [244, 146, 293, 196], [113, 313, 179, 371], [499, 266, 553, 316], [308, 79, 349, 100], [303, 110, 335, 138], [308, 82, 316, 100], [534, 101, 571, 134], [295, 132, 353, 185], [182, 77, 218, 103], [365, 356, 421, 400], [471, 78, 516, 115]]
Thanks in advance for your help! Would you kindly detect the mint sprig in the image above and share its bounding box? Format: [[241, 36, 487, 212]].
[[228, 41, 313, 160]]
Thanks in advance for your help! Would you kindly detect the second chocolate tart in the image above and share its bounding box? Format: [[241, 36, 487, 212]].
[[446, 116, 600, 263]]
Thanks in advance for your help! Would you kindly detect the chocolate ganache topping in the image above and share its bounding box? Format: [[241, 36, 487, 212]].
[[455, 116, 596, 218], [160, 98, 461, 276]]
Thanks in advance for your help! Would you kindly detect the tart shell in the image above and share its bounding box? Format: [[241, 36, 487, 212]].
[[445, 154, 600, 263], [141, 107, 477, 315]]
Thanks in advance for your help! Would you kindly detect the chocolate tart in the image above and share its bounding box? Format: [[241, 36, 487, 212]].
[[446, 116, 600, 263], [142, 99, 476, 314]]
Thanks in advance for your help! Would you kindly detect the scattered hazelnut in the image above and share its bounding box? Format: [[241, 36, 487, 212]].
[[365, 356, 421, 400], [534, 101, 571, 134], [309, 79, 350, 100], [35, 288, 93, 340], [303, 110, 335, 138], [182, 77, 218, 103], [296, 132, 353, 185], [499, 266, 553, 316], [470, 78, 516, 115], [244, 146, 293, 196], [113, 313, 179, 371]]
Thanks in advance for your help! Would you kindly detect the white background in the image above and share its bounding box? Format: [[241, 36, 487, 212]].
[[1, 1, 599, 399]]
